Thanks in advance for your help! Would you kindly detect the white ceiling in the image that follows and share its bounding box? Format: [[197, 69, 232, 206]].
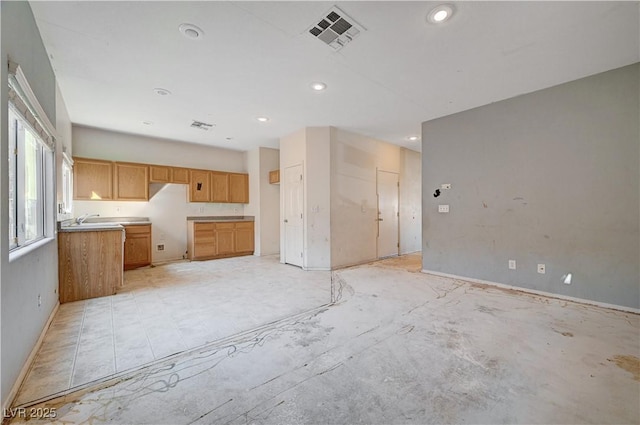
[[30, 1, 639, 153]]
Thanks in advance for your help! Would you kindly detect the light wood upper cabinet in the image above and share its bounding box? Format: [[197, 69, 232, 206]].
[[171, 167, 190, 184], [149, 165, 171, 183], [73, 157, 113, 200], [269, 170, 280, 184], [229, 173, 249, 203], [114, 162, 149, 201], [211, 172, 229, 203], [123, 224, 152, 270], [189, 169, 211, 202]]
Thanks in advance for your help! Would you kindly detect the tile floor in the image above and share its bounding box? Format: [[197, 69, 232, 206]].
[[8, 254, 640, 424], [13, 255, 331, 405]]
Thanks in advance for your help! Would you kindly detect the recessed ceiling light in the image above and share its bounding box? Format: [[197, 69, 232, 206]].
[[153, 88, 171, 96], [310, 82, 327, 91], [256, 116, 270, 123], [179, 23, 204, 40], [427, 4, 455, 24], [407, 135, 420, 141], [142, 121, 153, 126]]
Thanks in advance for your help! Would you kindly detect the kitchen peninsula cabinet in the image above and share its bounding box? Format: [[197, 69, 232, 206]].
[[187, 219, 254, 260], [58, 227, 124, 303]]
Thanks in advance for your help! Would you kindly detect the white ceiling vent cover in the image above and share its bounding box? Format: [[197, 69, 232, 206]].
[[308, 6, 364, 51], [190, 120, 214, 131]]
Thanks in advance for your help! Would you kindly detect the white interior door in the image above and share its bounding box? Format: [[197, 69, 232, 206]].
[[284, 164, 304, 267], [377, 170, 399, 258]]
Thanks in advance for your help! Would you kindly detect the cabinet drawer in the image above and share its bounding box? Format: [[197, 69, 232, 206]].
[[215, 222, 235, 230], [125, 224, 151, 234], [235, 222, 253, 229]]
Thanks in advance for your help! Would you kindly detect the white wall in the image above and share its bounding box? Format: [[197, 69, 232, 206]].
[[73, 126, 247, 263], [1, 1, 59, 408], [258, 147, 280, 255], [400, 148, 421, 254], [305, 128, 331, 270], [330, 128, 398, 268], [244, 149, 261, 254]]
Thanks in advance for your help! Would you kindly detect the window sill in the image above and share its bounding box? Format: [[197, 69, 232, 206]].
[[9, 237, 56, 263]]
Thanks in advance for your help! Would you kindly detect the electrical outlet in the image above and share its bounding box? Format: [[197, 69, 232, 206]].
[[441, 183, 452, 190], [537, 264, 546, 274], [38, 294, 41, 307], [157, 244, 165, 251], [199, 206, 205, 213], [438, 204, 449, 213], [508, 260, 516, 270]]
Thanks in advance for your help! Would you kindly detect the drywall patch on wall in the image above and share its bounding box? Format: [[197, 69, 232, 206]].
[[421, 63, 639, 309]]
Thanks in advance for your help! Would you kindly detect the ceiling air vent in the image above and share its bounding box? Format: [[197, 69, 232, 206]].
[[190, 120, 214, 131], [308, 6, 364, 51]]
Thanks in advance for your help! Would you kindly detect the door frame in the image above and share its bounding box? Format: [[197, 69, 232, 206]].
[[281, 163, 304, 268], [376, 169, 399, 259]]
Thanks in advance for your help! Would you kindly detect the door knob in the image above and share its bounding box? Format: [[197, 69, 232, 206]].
[[377, 218, 384, 221], [284, 219, 288, 223]]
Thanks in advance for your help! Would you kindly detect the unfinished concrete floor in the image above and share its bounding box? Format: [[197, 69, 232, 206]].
[[8, 254, 640, 424]]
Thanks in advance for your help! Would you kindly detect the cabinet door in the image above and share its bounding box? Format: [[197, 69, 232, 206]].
[[171, 167, 190, 184], [149, 165, 171, 183], [189, 170, 211, 202], [269, 170, 280, 184], [73, 157, 113, 200], [115, 162, 149, 201], [211, 172, 229, 203], [229, 173, 249, 203], [215, 223, 235, 255], [235, 222, 255, 253], [124, 225, 151, 270], [193, 223, 216, 258]]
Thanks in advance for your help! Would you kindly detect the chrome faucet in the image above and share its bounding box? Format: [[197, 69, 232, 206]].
[[76, 213, 100, 225]]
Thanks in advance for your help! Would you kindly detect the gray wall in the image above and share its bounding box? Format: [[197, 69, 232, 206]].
[[422, 63, 639, 309], [1, 1, 59, 407]]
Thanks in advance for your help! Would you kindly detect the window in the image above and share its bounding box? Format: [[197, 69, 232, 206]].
[[8, 106, 51, 250], [61, 157, 73, 215]]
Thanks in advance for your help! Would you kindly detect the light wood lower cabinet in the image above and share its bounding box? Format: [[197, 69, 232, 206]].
[[187, 221, 254, 260], [124, 224, 152, 270], [58, 229, 124, 303]]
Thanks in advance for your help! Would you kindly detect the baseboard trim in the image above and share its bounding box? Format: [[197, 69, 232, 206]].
[[421, 269, 640, 315], [3, 301, 60, 410]]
